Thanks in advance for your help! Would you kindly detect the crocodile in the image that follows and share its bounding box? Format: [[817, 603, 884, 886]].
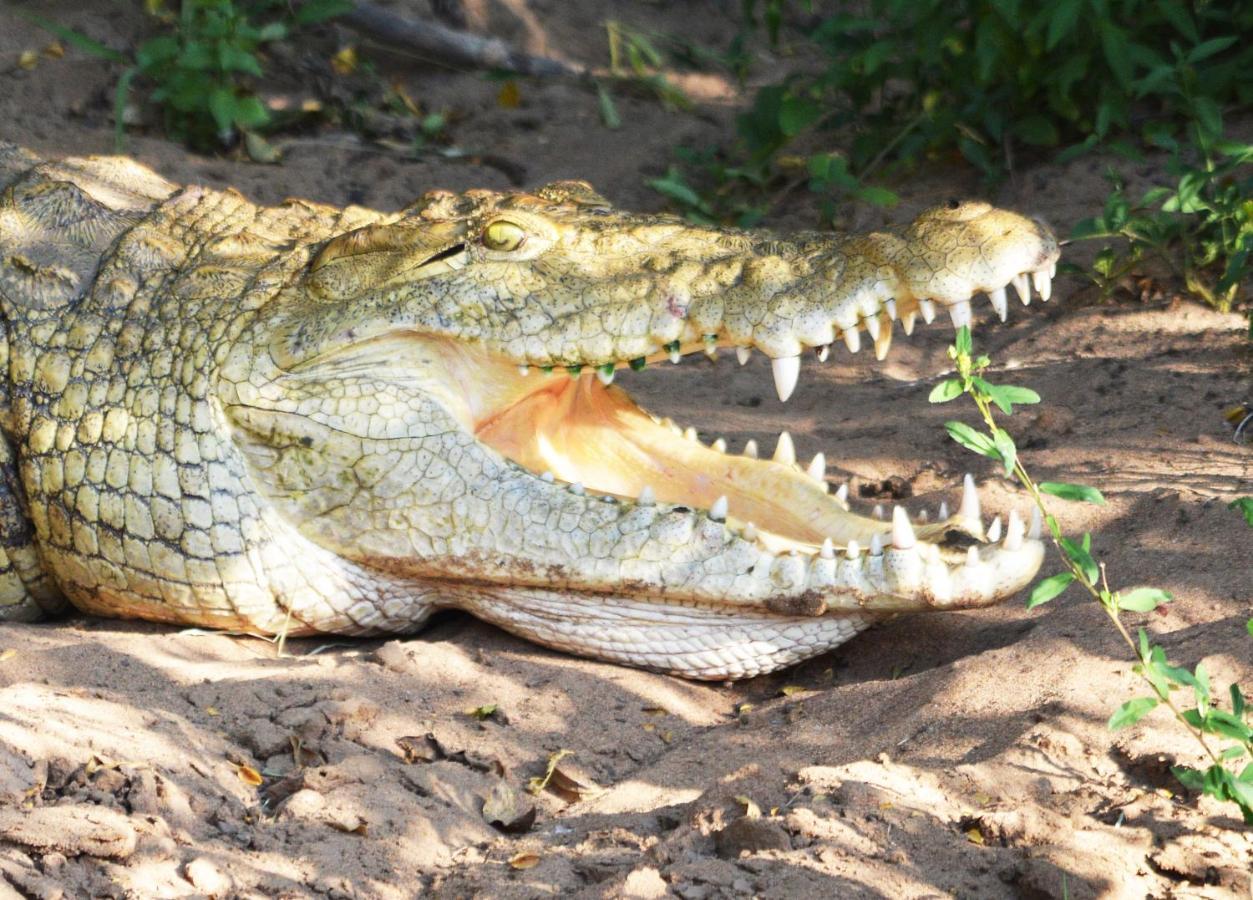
[[0, 143, 1059, 680]]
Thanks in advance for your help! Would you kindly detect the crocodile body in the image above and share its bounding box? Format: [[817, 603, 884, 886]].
[[0, 143, 1059, 679]]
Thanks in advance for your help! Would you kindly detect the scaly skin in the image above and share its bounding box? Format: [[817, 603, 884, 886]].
[[0, 144, 1059, 679]]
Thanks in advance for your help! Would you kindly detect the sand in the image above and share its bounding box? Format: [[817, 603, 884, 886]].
[[0, 2, 1249, 896]]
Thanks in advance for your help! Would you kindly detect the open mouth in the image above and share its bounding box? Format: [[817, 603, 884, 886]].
[[409, 256, 1059, 599]]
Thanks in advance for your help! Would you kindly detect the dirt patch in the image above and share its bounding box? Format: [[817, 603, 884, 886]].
[[1, 2, 1250, 897]]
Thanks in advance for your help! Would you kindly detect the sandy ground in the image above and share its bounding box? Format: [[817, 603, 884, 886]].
[[0, 2, 1250, 897]]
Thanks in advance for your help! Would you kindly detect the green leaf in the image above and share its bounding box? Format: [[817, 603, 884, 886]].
[[1027, 572, 1075, 608], [1171, 764, 1205, 791], [1201, 710, 1251, 743], [1119, 587, 1172, 612], [854, 185, 899, 207], [1014, 115, 1059, 147], [779, 95, 822, 137], [1186, 36, 1237, 65], [1045, 0, 1082, 50], [1228, 498, 1253, 527], [985, 384, 1041, 415], [992, 427, 1017, 477], [1060, 535, 1098, 584], [928, 379, 964, 403], [954, 326, 972, 356], [19, 12, 127, 62], [207, 88, 236, 133], [298, 0, 354, 22], [1109, 697, 1158, 730], [1039, 482, 1106, 505], [945, 421, 1000, 461], [233, 95, 270, 130], [596, 83, 621, 129]]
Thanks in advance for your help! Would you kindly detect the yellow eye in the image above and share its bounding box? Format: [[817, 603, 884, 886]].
[[482, 220, 526, 252]]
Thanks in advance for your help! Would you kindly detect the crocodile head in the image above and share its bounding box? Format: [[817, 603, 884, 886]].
[[223, 180, 1058, 678]]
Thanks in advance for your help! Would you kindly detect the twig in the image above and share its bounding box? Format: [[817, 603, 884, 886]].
[[338, 2, 585, 79]]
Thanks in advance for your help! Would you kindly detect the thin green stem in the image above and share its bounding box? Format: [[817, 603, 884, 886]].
[[965, 389, 1224, 767]]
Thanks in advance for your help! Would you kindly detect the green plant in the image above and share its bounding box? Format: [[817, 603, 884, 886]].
[[1072, 130, 1252, 312], [653, 2, 1251, 231], [931, 326, 1252, 823], [28, 0, 349, 151]]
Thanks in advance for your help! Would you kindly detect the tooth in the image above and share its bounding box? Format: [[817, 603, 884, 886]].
[[1028, 506, 1042, 539], [542, 471, 555, 482], [938, 500, 949, 520], [712, 438, 727, 453], [874, 320, 893, 360], [884, 299, 898, 321], [743, 522, 758, 541], [863, 314, 881, 340], [705, 346, 719, 360], [959, 473, 980, 526], [637, 485, 655, 505], [966, 546, 980, 567], [771, 356, 801, 402], [869, 533, 883, 556], [1049, 260, 1057, 278], [917, 509, 929, 523], [683, 426, 698, 442], [1005, 509, 1025, 550], [1032, 269, 1052, 301], [817, 345, 830, 362], [669, 345, 682, 364], [901, 310, 917, 335], [891, 506, 916, 549], [743, 439, 759, 459], [872, 504, 885, 520], [948, 300, 972, 329], [988, 286, 1009, 322], [918, 299, 936, 324], [986, 515, 1003, 543], [835, 483, 849, 504], [842, 326, 861, 353], [736, 346, 752, 365], [820, 537, 834, 560], [709, 495, 728, 522], [597, 366, 615, 385], [570, 482, 585, 495], [773, 431, 795, 466], [846, 539, 860, 559], [518, 364, 530, 376], [1012, 273, 1031, 304], [806, 453, 826, 482]]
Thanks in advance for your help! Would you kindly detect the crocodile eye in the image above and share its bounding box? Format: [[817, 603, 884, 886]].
[[482, 220, 526, 252]]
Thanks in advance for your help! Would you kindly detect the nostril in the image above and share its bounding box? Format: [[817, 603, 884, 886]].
[[946, 198, 961, 210]]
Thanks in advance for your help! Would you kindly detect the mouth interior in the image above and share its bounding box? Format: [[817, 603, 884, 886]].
[[429, 339, 897, 554]]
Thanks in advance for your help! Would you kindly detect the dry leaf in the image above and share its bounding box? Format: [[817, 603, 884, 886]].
[[508, 851, 541, 870], [18, 51, 38, 71], [482, 782, 536, 834], [733, 795, 762, 819], [736, 703, 754, 714], [236, 764, 263, 786], [780, 685, 807, 696], [0, 649, 16, 662], [42, 42, 64, 59], [497, 81, 521, 108], [466, 703, 498, 721], [331, 46, 358, 76], [964, 826, 985, 845], [528, 749, 572, 795], [205, 706, 219, 717], [642, 705, 667, 715]]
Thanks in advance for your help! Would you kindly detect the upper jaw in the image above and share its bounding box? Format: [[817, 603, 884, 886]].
[[498, 204, 1060, 405]]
